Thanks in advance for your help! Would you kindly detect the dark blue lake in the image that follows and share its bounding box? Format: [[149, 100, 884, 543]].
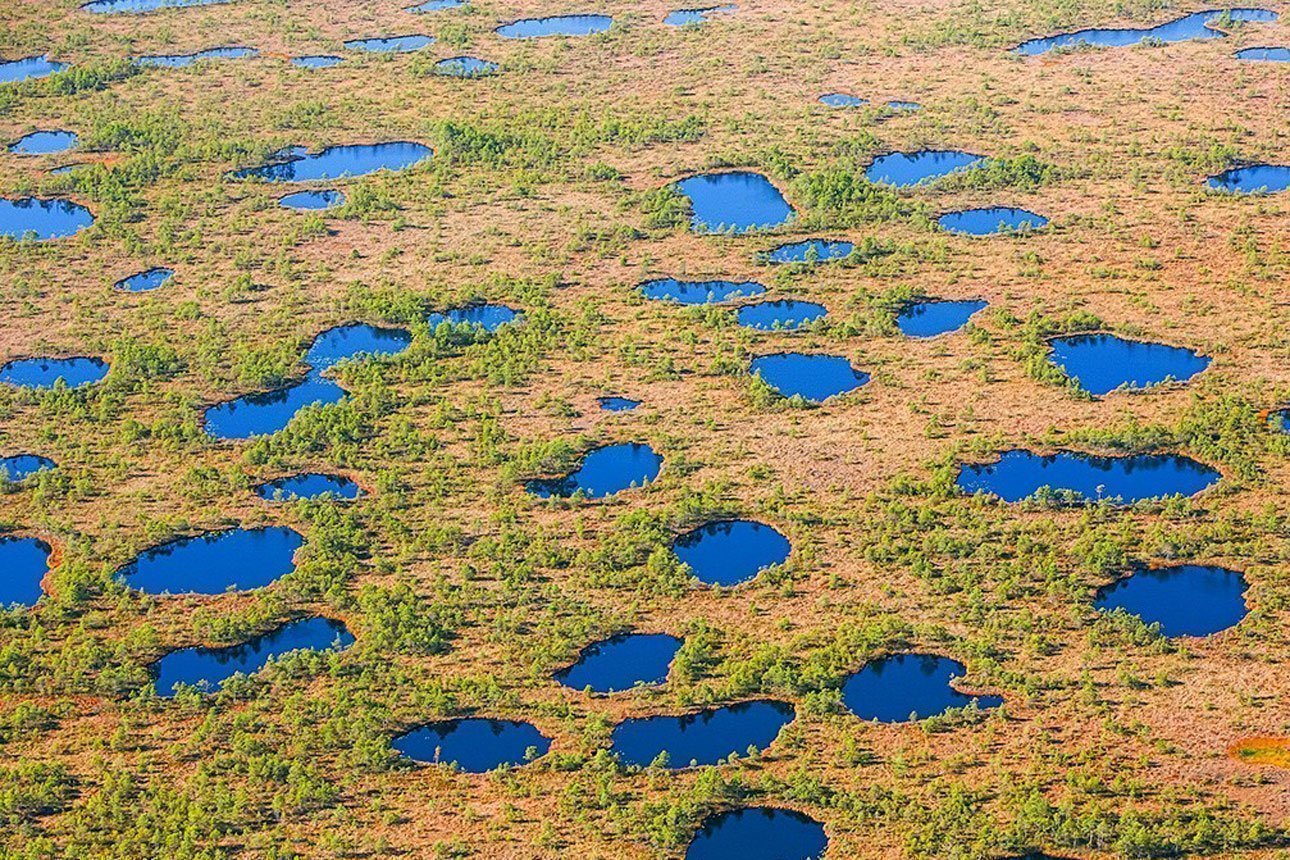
[[83, 0, 229, 11], [639, 278, 766, 304], [1235, 46, 1290, 60], [1274, 409, 1290, 434], [765, 239, 853, 264], [1095, 565, 1248, 637], [136, 46, 258, 68], [554, 633, 682, 693], [393, 719, 551, 771], [842, 654, 1002, 723], [292, 55, 343, 69], [408, 0, 465, 10], [121, 526, 303, 595], [664, 5, 735, 25], [598, 396, 640, 411], [1207, 164, 1290, 193], [305, 323, 412, 370], [865, 149, 982, 187], [685, 808, 828, 860], [526, 442, 662, 499], [345, 35, 433, 53], [1015, 8, 1277, 55], [115, 267, 173, 292], [204, 376, 345, 439], [1048, 334, 1210, 395], [939, 207, 1048, 236], [736, 300, 826, 330], [234, 142, 431, 182], [0, 537, 50, 608], [896, 299, 987, 337], [255, 473, 362, 502], [673, 519, 791, 587], [0, 357, 108, 389], [0, 56, 68, 85], [749, 352, 868, 402], [427, 303, 519, 332], [496, 15, 613, 38], [611, 700, 795, 768], [819, 92, 867, 107], [0, 197, 94, 240], [956, 450, 1221, 504], [279, 190, 344, 210], [675, 172, 795, 233], [0, 455, 55, 482], [9, 130, 76, 155], [152, 617, 353, 697], [434, 56, 499, 76]]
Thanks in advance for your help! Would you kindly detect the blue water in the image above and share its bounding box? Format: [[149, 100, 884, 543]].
[[598, 396, 640, 411], [1235, 45, 1290, 60], [496, 15, 613, 38], [819, 92, 867, 107], [136, 46, 258, 68], [639, 278, 766, 304], [152, 617, 353, 697], [554, 633, 682, 693], [938, 207, 1048, 236], [0, 197, 94, 240], [664, 5, 735, 25], [235, 142, 431, 182], [255, 474, 362, 502], [115, 267, 173, 292], [526, 443, 662, 499], [673, 520, 791, 587], [611, 700, 795, 768], [279, 190, 345, 210], [1207, 164, 1290, 193], [1015, 8, 1278, 55], [1095, 565, 1248, 637], [83, 0, 229, 12], [8, 131, 77, 155], [434, 56, 499, 76], [408, 0, 465, 10], [886, 100, 921, 110], [896, 299, 987, 337], [121, 526, 303, 595], [292, 55, 344, 69], [0, 455, 55, 482], [393, 719, 551, 771], [749, 352, 868, 402], [842, 654, 1002, 723], [765, 239, 853, 264], [685, 808, 828, 860], [344, 35, 433, 53], [0, 357, 108, 389], [956, 450, 1221, 504], [1048, 334, 1210, 395], [865, 150, 982, 187], [305, 323, 412, 371], [1274, 409, 1290, 434], [676, 172, 794, 233], [736, 300, 826, 330], [0, 56, 67, 85], [426, 303, 519, 332], [0, 537, 51, 608]]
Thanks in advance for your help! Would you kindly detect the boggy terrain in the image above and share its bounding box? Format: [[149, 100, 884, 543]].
[[1, 0, 1290, 857]]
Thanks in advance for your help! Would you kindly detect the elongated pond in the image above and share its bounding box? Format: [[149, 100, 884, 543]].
[[496, 15, 613, 38], [750, 352, 868, 402], [664, 5, 735, 26], [611, 700, 795, 767], [137, 46, 258, 68], [842, 654, 1002, 722], [0, 537, 50, 608], [639, 278, 765, 304], [1207, 164, 1290, 193], [938, 207, 1048, 235], [292, 55, 343, 69], [897, 299, 987, 337], [0, 197, 94, 240], [1015, 8, 1277, 55], [115, 267, 173, 292], [672, 520, 791, 586], [1048, 334, 1210, 395], [526, 443, 662, 499], [0, 56, 67, 84], [427, 303, 520, 332], [279, 190, 344, 210], [9, 130, 76, 155], [676, 172, 794, 233], [1235, 46, 1290, 60], [255, 474, 362, 502], [736, 300, 826, 330], [956, 450, 1221, 503], [0, 356, 108, 388], [344, 35, 433, 53], [234, 142, 431, 182], [408, 0, 465, 10], [685, 808, 828, 860], [598, 396, 640, 411], [393, 719, 551, 771], [866, 150, 982, 187], [0, 455, 55, 482], [121, 526, 304, 595], [433, 56, 499, 76], [1095, 565, 1248, 637], [819, 92, 867, 107], [765, 239, 853, 264], [83, 0, 230, 11], [554, 633, 682, 693]]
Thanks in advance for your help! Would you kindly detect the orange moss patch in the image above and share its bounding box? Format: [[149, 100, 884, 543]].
[[1228, 737, 1290, 768]]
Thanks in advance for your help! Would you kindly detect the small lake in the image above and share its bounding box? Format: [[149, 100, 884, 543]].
[[1048, 334, 1210, 395], [896, 299, 987, 337], [749, 352, 868, 402], [1273, 409, 1290, 434], [408, 0, 466, 10], [842, 653, 1002, 722], [393, 719, 551, 771], [152, 617, 353, 697], [639, 278, 765, 304], [255, 473, 362, 502], [121, 526, 303, 595], [344, 35, 433, 53], [685, 808, 827, 860], [427, 303, 519, 332], [1207, 164, 1290, 193], [865, 149, 982, 187], [611, 700, 795, 768], [598, 396, 640, 411], [765, 239, 853, 264], [675, 172, 794, 233], [292, 55, 343, 69], [1095, 565, 1248, 637], [115, 267, 173, 292], [0, 56, 67, 85], [305, 323, 412, 370], [526, 442, 662, 499], [736, 300, 826, 331], [496, 15, 613, 38], [9, 130, 76, 155], [136, 46, 258, 68], [0, 455, 55, 482], [0, 197, 94, 240], [234, 142, 431, 182], [0, 537, 50, 608], [279, 190, 344, 210], [554, 633, 682, 693], [0, 356, 108, 389], [1015, 8, 1278, 55], [672, 519, 791, 587], [886, 100, 921, 111], [433, 56, 499, 76], [956, 450, 1221, 504], [938, 207, 1048, 236], [664, 5, 735, 26], [1235, 46, 1290, 60], [83, 0, 228, 11], [819, 92, 867, 107]]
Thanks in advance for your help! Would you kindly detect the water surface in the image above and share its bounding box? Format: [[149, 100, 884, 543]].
[[393, 719, 550, 771], [749, 352, 868, 402], [279, 190, 345, 210], [611, 700, 795, 767], [938, 207, 1048, 235], [0, 197, 94, 240], [83, 0, 229, 11], [115, 267, 173, 292], [345, 35, 433, 53], [664, 5, 735, 25], [639, 278, 765, 304], [1048, 334, 1210, 395], [0, 537, 50, 608], [598, 396, 640, 411], [819, 92, 867, 107], [0, 56, 68, 85], [255, 474, 362, 502], [896, 299, 987, 337], [427, 303, 519, 332], [121, 526, 303, 595], [1207, 164, 1290, 193], [956, 450, 1220, 503], [842, 653, 1002, 722], [886, 100, 921, 110], [408, 0, 466, 10], [673, 520, 790, 586], [736, 300, 826, 330], [136, 46, 257, 68], [0, 455, 55, 482], [1235, 45, 1290, 60], [234, 141, 431, 182], [1015, 8, 1277, 55], [554, 633, 681, 693], [8, 130, 76, 155], [676, 172, 794, 233], [1095, 565, 1247, 637], [765, 239, 853, 264], [433, 56, 499, 76], [526, 443, 662, 499], [865, 149, 982, 187], [292, 55, 343, 69], [0, 357, 107, 388], [685, 808, 828, 860], [496, 15, 613, 38]]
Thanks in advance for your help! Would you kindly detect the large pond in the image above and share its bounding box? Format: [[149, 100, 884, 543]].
[[496, 15, 613, 38], [426, 303, 519, 332], [1015, 8, 1277, 55], [0, 56, 68, 84], [526, 443, 662, 499], [675, 172, 794, 233], [1235, 46, 1290, 60], [1095, 565, 1248, 637], [765, 239, 853, 264], [392, 719, 551, 771], [672, 520, 791, 587], [865, 150, 982, 187], [234, 142, 431, 182], [554, 633, 682, 693], [842, 654, 1002, 722], [664, 5, 735, 26], [611, 700, 795, 768], [9, 130, 76, 155], [279, 190, 344, 210], [0, 356, 108, 388], [344, 35, 433, 53], [0, 537, 51, 608], [736, 300, 827, 330], [83, 0, 229, 11], [136, 46, 258, 68], [1207, 164, 1290, 193], [685, 808, 828, 860], [749, 352, 869, 402], [433, 56, 499, 77], [0, 455, 55, 482], [896, 299, 987, 337], [255, 473, 362, 502], [639, 278, 766, 304], [0, 197, 94, 240], [938, 207, 1048, 236], [121, 526, 304, 595], [152, 617, 353, 696], [956, 450, 1221, 504], [115, 267, 173, 292], [1048, 334, 1210, 395]]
